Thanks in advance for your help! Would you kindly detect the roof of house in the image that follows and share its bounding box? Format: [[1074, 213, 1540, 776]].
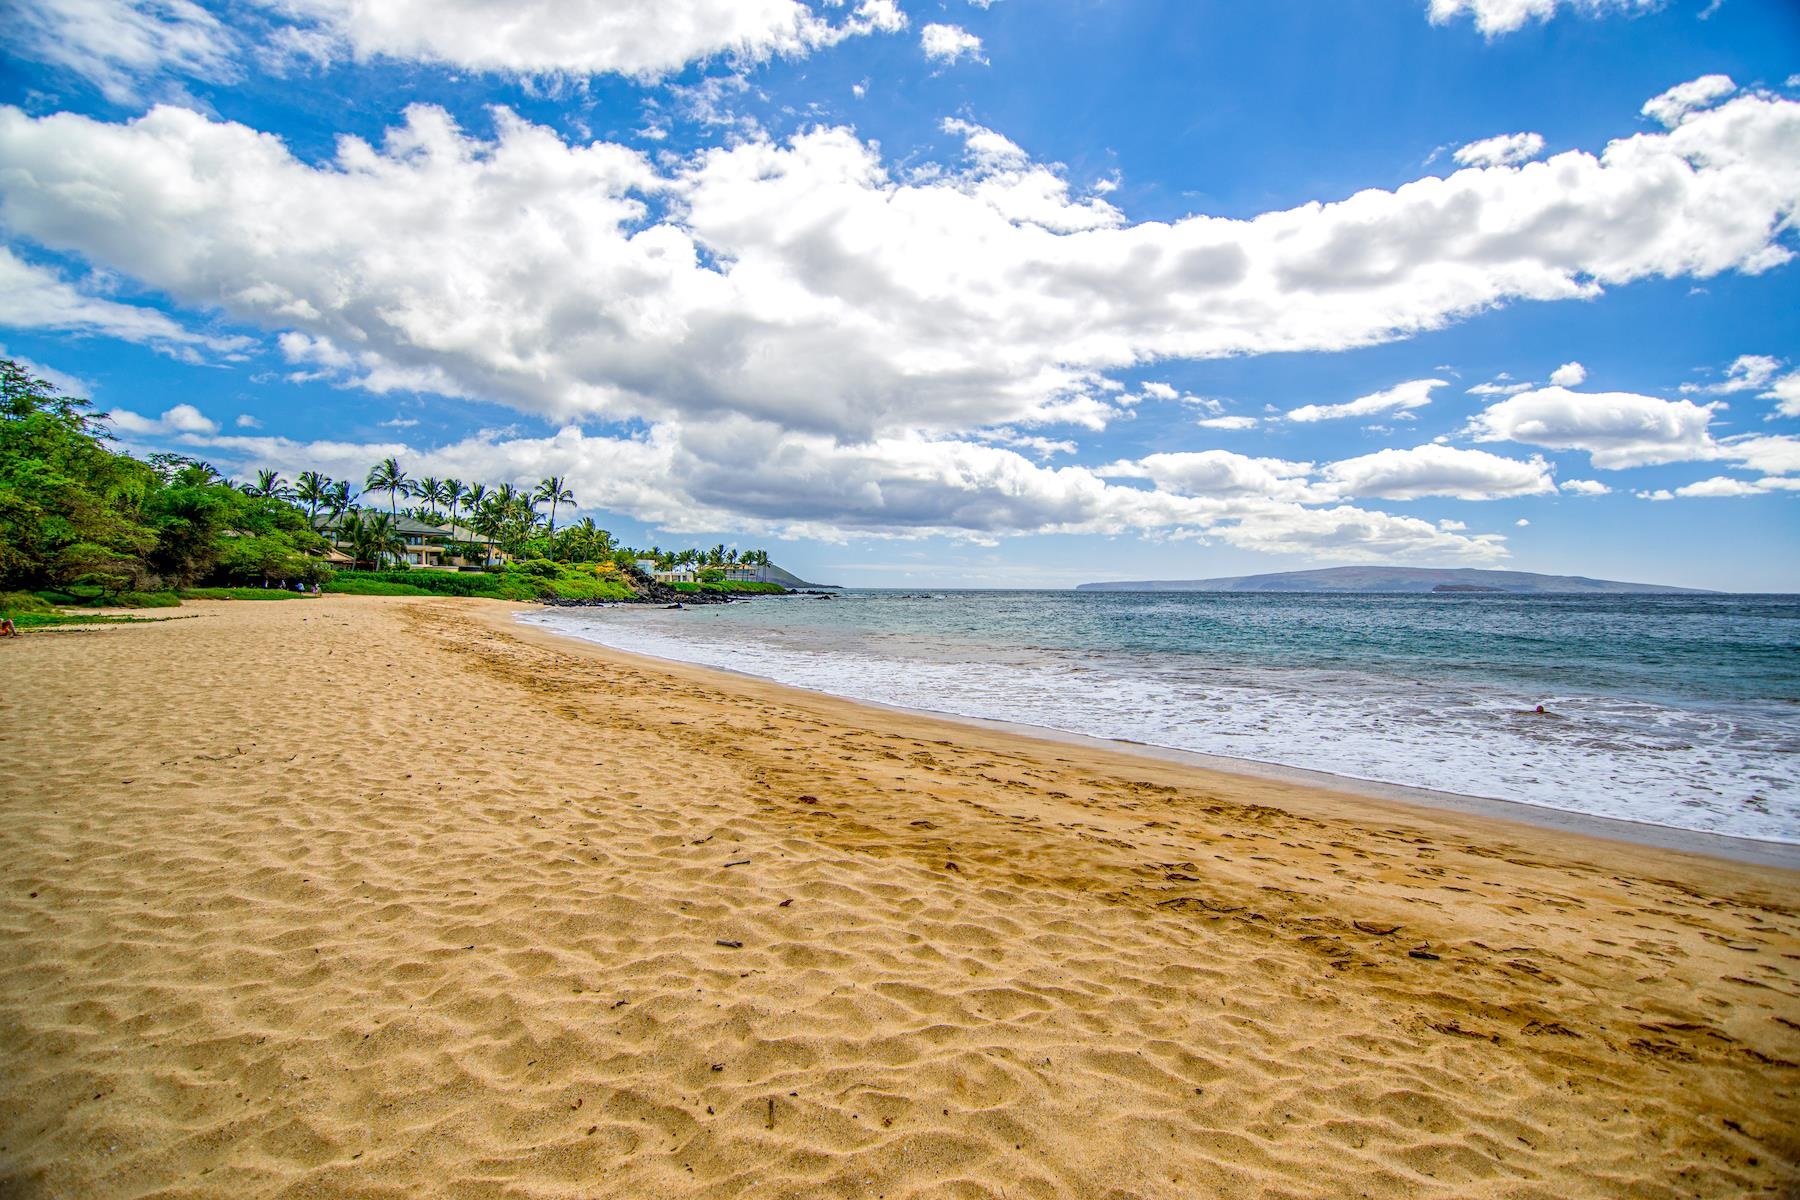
[[315, 512, 463, 538]]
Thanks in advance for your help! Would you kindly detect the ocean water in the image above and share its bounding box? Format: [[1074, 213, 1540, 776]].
[[522, 590, 1800, 843]]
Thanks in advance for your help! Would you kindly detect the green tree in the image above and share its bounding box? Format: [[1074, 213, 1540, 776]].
[[324, 478, 357, 518], [337, 511, 406, 570], [295, 470, 330, 522], [365, 457, 411, 515], [243, 468, 292, 501], [417, 476, 444, 517], [442, 478, 466, 530], [533, 475, 575, 538], [0, 359, 157, 593]]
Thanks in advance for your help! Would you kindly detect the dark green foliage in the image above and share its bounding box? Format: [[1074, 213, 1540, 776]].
[[672, 580, 787, 596], [0, 361, 331, 593], [0, 359, 157, 593]]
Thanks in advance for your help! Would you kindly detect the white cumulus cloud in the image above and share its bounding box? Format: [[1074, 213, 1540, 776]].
[[1560, 478, 1612, 495], [1642, 75, 1737, 128], [1548, 361, 1587, 387], [3, 89, 1797, 448], [11, 0, 909, 93], [4, 82, 1800, 543], [10, 0, 238, 103], [1318, 444, 1557, 500], [1453, 132, 1546, 168], [104, 402, 219, 436], [0, 245, 246, 361], [1428, 0, 1658, 37], [262, 0, 909, 79], [920, 22, 985, 65], [1763, 372, 1800, 418], [159, 419, 1512, 561], [1469, 385, 1720, 469], [1705, 353, 1783, 393], [1673, 475, 1768, 498], [1288, 379, 1446, 423], [1099, 451, 1321, 503]]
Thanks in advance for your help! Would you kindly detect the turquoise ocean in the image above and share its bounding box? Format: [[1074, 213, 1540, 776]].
[[525, 590, 1800, 844]]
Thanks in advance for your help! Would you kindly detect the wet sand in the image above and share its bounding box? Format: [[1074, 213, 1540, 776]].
[[1, 595, 1794, 1197]]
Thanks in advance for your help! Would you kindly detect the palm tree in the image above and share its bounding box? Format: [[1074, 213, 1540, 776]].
[[365, 511, 407, 568], [334, 511, 365, 567], [443, 479, 465, 531], [470, 499, 505, 567], [365, 457, 411, 515], [172, 461, 224, 488], [416, 477, 444, 518], [487, 483, 529, 551], [295, 470, 329, 522], [243, 468, 291, 501], [324, 479, 358, 519], [588, 518, 613, 559], [338, 511, 406, 570], [533, 475, 575, 538]]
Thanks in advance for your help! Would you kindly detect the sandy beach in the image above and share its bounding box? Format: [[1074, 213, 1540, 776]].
[[1, 595, 1795, 1198]]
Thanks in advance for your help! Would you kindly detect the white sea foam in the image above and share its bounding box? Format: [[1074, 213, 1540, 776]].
[[522, 599, 1800, 843]]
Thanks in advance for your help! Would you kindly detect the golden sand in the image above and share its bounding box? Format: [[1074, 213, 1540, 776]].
[[0, 595, 1795, 1198]]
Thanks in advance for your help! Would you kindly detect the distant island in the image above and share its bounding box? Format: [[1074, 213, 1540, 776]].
[[1075, 566, 1712, 595]]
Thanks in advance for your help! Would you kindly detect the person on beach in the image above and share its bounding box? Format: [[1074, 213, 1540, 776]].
[[0, 617, 17, 637]]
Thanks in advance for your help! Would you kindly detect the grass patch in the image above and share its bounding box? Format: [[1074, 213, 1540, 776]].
[[326, 568, 637, 602], [113, 591, 183, 608], [323, 577, 436, 597], [0, 591, 56, 616], [179, 586, 309, 601]]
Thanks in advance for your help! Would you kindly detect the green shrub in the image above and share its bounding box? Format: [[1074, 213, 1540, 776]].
[[672, 580, 786, 596], [540, 574, 634, 602], [0, 591, 54, 615]]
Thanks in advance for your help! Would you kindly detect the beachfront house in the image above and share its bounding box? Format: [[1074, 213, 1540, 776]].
[[315, 514, 509, 570], [643, 562, 774, 584]]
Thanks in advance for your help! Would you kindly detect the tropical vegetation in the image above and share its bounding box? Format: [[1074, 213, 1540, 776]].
[[0, 358, 791, 618]]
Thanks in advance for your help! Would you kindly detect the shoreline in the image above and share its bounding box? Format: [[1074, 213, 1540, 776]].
[[4, 595, 1795, 1197], [513, 606, 1800, 871]]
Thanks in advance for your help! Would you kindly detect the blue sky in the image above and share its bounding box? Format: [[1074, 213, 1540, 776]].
[[2, 0, 1797, 590]]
